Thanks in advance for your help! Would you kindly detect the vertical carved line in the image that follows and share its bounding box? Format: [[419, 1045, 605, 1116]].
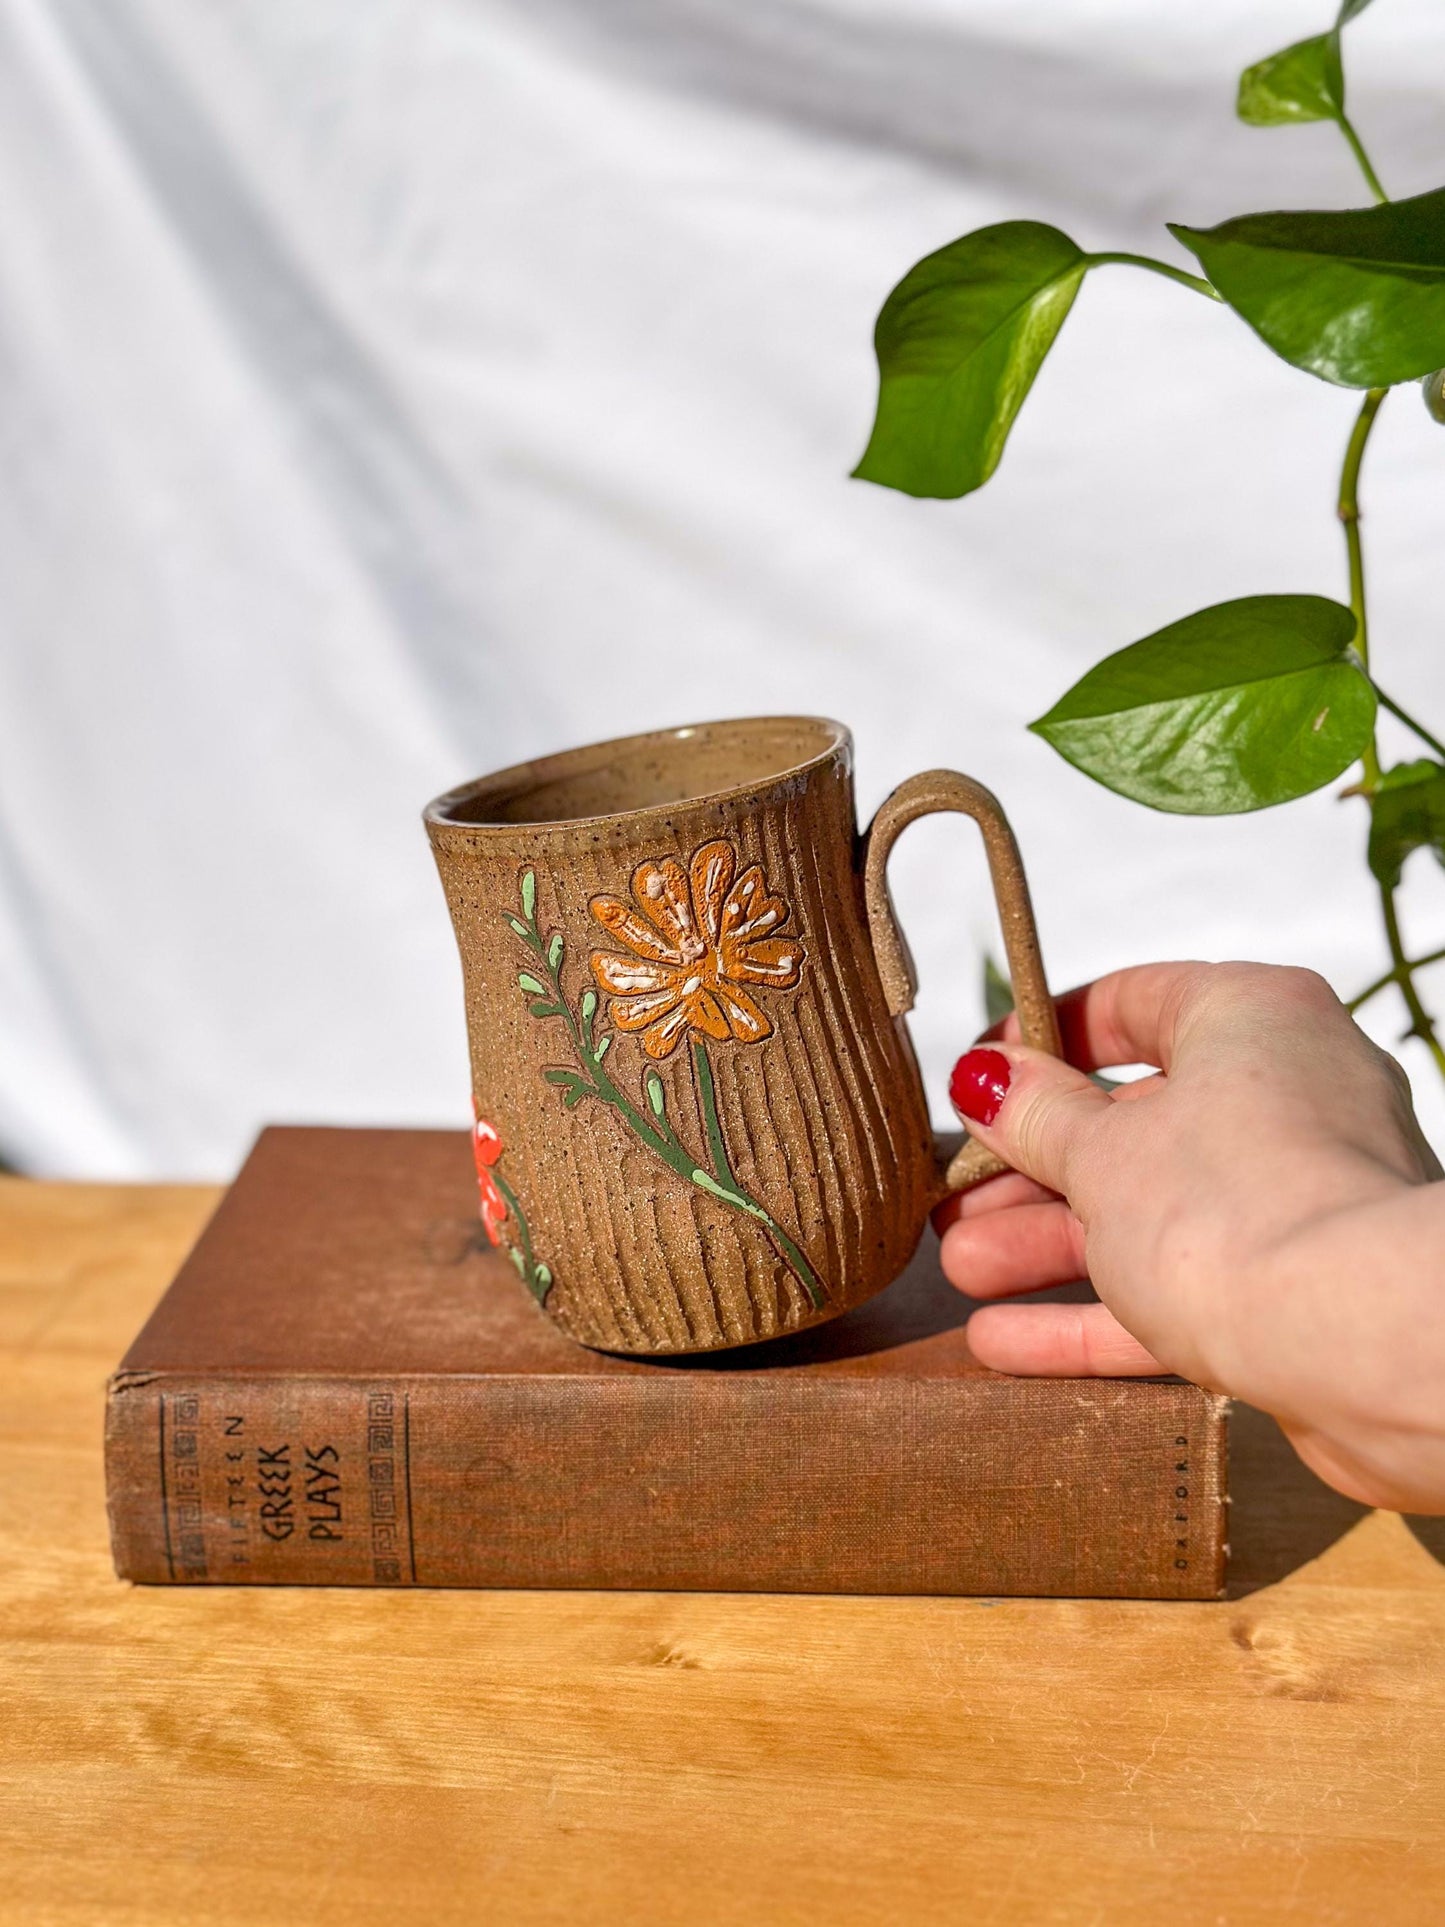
[[783, 792, 865, 1290], [779, 783, 898, 1297], [716, 1048, 792, 1338]]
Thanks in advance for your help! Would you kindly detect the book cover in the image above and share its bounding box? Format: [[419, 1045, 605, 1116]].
[[105, 1126, 1227, 1597]]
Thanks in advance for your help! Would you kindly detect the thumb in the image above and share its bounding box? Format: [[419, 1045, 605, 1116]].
[[949, 1043, 1111, 1202]]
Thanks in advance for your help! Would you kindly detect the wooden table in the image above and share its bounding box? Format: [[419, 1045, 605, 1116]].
[[2, 1180, 1443, 1925]]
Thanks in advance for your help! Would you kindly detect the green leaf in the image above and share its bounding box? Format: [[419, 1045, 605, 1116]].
[[543, 1068, 581, 1088], [519, 870, 537, 922], [528, 1000, 562, 1019], [518, 972, 546, 996], [983, 955, 1015, 1028], [1236, 2, 1375, 128], [506, 914, 541, 949], [853, 222, 1087, 499], [593, 1034, 612, 1061], [581, 988, 598, 1024], [1030, 594, 1376, 815], [507, 1247, 527, 1277], [1169, 192, 1445, 387], [1367, 759, 1445, 887], [1237, 34, 1341, 125], [644, 1070, 666, 1118], [548, 932, 564, 970]]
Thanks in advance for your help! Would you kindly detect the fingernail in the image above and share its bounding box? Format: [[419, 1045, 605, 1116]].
[[949, 1047, 1011, 1126]]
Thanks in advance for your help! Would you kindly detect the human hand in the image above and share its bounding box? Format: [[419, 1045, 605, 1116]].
[[935, 961, 1445, 1513]]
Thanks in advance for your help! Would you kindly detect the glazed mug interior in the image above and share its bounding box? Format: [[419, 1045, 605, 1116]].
[[427, 717, 847, 830]]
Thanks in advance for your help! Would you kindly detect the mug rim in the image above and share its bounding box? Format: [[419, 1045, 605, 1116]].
[[423, 714, 852, 834]]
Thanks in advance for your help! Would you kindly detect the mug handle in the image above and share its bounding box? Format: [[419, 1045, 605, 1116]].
[[861, 770, 1062, 1195]]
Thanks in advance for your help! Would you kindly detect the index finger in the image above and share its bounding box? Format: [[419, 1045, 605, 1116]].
[[986, 961, 1209, 1074]]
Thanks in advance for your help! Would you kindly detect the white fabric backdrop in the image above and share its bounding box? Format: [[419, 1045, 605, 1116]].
[[5, 0, 1445, 1178]]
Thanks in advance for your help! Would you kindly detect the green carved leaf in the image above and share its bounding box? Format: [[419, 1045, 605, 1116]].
[[528, 999, 562, 1019], [519, 870, 537, 922], [548, 932, 564, 970], [1169, 192, 1445, 387], [518, 972, 547, 996], [1367, 759, 1445, 888], [644, 1070, 666, 1118], [543, 1068, 581, 1087], [853, 222, 1087, 498], [1030, 594, 1376, 814]]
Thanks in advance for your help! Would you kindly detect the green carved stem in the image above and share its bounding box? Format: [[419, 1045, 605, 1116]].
[[689, 1037, 826, 1311], [519, 889, 827, 1311], [490, 1167, 549, 1302], [691, 1037, 737, 1188]]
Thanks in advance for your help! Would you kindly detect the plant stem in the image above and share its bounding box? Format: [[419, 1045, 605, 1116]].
[[1338, 114, 1388, 204], [1339, 387, 1386, 788], [1378, 885, 1445, 1075], [1084, 252, 1222, 301], [1336, 386, 1445, 1071], [1372, 686, 1445, 764], [1348, 944, 1445, 1015]]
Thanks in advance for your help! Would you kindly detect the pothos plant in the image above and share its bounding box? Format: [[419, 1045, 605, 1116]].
[[854, 0, 1445, 1078]]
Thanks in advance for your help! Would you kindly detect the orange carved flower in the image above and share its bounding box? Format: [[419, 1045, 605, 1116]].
[[589, 839, 805, 1059]]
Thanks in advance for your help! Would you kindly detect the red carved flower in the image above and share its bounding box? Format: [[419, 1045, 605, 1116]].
[[472, 1107, 509, 1246]]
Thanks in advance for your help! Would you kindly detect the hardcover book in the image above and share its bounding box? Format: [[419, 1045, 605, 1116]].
[[105, 1126, 1227, 1597]]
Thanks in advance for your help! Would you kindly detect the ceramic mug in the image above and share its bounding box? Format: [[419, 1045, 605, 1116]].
[[425, 716, 1059, 1355]]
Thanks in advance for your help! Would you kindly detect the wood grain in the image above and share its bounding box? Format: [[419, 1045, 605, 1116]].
[[3, 1176, 1445, 1925]]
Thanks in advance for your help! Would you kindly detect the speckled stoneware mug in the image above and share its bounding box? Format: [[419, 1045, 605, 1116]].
[[425, 716, 1059, 1356]]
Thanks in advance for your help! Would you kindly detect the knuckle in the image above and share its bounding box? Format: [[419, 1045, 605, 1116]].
[[1271, 964, 1340, 1011], [1212, 960, 1331, 1003], [1374, 1045, 1413, 1097], [1193, 961, 1345, 1033]]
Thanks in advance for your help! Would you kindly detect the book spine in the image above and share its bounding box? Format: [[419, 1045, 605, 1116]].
[[105, 1372, 1227, 1597]]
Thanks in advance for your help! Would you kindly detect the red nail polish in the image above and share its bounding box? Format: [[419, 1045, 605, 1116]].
[[949, 1047, 1011, 1126]]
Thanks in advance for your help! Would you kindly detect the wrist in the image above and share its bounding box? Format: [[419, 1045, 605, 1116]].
[[1227, 1179, 1445, 1512]]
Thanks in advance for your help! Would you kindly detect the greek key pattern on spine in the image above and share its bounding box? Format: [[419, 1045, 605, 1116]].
[[365, 1389, 415, 1583], [165, 1392, 209, 1582]]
